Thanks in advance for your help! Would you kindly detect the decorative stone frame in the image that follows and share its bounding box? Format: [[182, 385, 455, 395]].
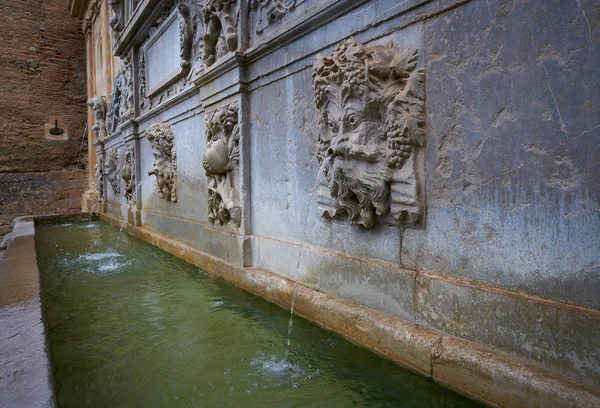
[[141, 7, 193, 99]]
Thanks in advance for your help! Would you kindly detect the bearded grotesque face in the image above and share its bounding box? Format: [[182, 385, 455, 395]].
[[312, 37, 425, 228], [146, 122, 178, 202]]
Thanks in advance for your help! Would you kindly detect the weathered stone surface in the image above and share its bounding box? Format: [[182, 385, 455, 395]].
[[415, 273, 600, 389], [0, 171, 87, 238], [0, 219, 55, 408], [402, 0, 600, 310]]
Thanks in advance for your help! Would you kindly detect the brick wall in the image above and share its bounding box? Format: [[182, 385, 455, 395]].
[[0, 0, 88, 238]]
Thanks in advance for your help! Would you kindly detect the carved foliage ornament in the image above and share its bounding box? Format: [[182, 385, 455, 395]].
[[105, 148, 121, 195], [203, 102, 241, 226], [107, 57, 134, 133], [146, 123, 178, 202], [87, 96, 108, 142], [249, 0, 297, 34], [312, 37, 425, 228], [200, 0, 239, 67], [122, 143, 136, 204]]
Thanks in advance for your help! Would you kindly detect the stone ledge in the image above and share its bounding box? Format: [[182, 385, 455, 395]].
[[0, 217, 55, 408], [100, 211, 600, 408]]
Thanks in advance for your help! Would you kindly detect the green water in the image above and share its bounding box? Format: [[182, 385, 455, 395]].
[[37, 221, 480, 408]]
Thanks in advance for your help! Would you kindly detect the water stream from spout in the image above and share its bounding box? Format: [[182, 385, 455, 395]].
[[285, 155, 331, 359], [115, 226, 124, 250], [88, 201, 99, 223]]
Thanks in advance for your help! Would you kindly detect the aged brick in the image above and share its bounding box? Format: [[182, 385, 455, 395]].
[[0, 1, 88, 240]]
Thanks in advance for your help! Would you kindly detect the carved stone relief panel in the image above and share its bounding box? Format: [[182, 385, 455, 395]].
[[249, 0, 300, 34], [107, 56, 134, 133], [139, 4, 195, 114], [200, 0, 239, 67], [312, 37, 425, 228], [105, 148, 121, 195], [87, 96, 108, 142], [122, 143, 136, 204], [203, 102, 241, 226], [95, 155, 104, 201], [146, 122, 178, 202]]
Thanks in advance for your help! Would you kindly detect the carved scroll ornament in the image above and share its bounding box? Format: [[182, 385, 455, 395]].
[[312, 37, 425, 228], [249, 0, 297, 34], [87, 96, 108, 142], [105, 148, 121, 195], [122, 143, 136, 204], [146, 123, 178, 202], [178, 2, 194, 71], [203, 102, 241, 226]]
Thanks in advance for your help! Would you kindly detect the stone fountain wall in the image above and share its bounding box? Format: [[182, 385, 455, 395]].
[[82, 0, 599, 393]]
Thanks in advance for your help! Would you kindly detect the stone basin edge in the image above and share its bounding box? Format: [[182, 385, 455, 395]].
[[0, 216, 59, 408], [95, 212, 600, 408]]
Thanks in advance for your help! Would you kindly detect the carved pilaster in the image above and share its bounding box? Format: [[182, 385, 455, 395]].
[[312, 37, 426, 228], [203, 102, 241, 227]]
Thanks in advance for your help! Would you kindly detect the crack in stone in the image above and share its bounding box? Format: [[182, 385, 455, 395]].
[[576, 0, 595, 51], [530, 34, 567, 135]]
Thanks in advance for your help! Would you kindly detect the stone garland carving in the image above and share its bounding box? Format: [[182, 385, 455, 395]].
[[122, 143, 136, 204], [249, 0, 297, 34], [312, 37, 425, 228], [202, 102, 241, 226], [105, 148, 121, 195], [201, 0, 239, 67], [139, 50, 148, 110], [146, 123, 178, 202], [107, 57, 134, 133], [87, 96, 108, 142], [94, 156, 104, 201]]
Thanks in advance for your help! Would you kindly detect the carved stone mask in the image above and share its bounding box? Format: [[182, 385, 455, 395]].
[[312, 37, 425, 228]]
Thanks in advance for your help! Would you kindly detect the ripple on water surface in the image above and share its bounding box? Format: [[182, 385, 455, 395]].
[[37, 221, 481, 408]]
